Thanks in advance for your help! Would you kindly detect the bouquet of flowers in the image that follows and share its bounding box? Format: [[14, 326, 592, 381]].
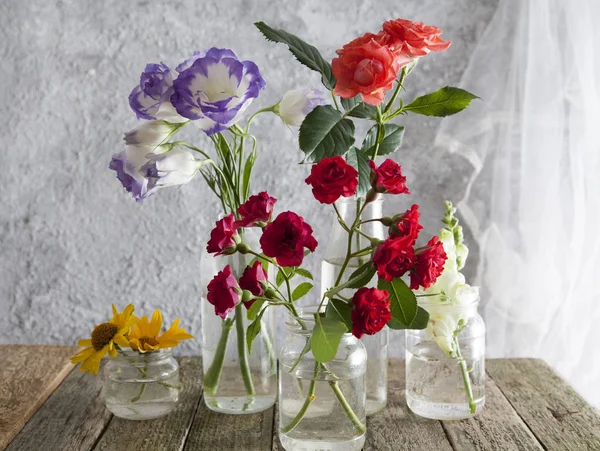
[[105, 15, 478, 442]]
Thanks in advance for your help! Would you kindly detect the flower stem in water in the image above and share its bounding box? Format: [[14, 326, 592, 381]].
[[203, 318, 234, 396], [235, 303, 256, 395], [454, 336, 476, 414]]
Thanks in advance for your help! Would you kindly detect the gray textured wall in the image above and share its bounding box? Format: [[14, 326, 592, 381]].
[[0, 0, 498, 355]]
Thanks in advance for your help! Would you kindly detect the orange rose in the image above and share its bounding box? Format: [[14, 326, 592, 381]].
[[382, 19, 451, 57], [332, 33, 405, 106]]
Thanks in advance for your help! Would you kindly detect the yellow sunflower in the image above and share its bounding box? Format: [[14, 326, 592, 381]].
[[70, 304, 136, 375], [128, 310, 194, 353]]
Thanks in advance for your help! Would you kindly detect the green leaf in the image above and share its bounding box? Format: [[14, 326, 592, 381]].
[[246, 299, 265, 321], [340, 95, 361, 112], [311, 316, 347, 363], [325, 299, 352, 331], [378, 278, 418, 327], [292, 282, 313, 302], [299, 105, 355, 163], [361, 124, 405, 157], [294, 268, 314, 280], [276, 268, 290, 287], [403, 87, 479, 117], [345, 147, 371, 198], [343, 99, 377, 119], [246, 308, 266, 354], [345, 261, 377, 289], [386, 307, 429, 330], [242, 150, 257, 201], [254, 22, 335, 90]]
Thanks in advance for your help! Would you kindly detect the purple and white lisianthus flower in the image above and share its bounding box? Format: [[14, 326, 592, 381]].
[[129, 63, 184, 122], [110, 146, 203, 202], [171, 48, 266, 135], [276, 88, 326, 126], [124, 120, 178, 147]]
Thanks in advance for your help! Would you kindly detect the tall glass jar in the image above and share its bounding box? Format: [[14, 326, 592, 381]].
[[320, 196, 388, 415], [279, 307, 367, 451], [104, 349, 179, 420], [405, 297, 485, 419], [200, 227, 277, 414]]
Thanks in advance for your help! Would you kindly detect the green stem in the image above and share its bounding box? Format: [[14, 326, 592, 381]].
[[130, 366, 148, 403], [454, 336, 477, 414], [203, 318, 234, 395], [371, 107, 384, 161], [235, 303, 256, 396], [383, 66, 408, 115], [331, 90, 341, 111], [281, 364, 320, 433], [328, 381, 366, 434]]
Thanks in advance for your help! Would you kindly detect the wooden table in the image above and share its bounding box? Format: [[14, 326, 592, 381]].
[[1, 345, 599, 450]]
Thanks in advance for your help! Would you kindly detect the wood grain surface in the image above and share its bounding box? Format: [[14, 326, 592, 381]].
[[0, 345, 77, 450], [3, 350, 599, 451]]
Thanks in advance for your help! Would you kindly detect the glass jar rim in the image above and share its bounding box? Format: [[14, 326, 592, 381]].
[[285, 304, 354, 336], [335, 194, 382, 205], [115, 348, 174, 361], [417, 294, 480, 310]]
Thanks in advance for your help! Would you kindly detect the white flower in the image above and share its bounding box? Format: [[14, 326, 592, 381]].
[[277, 88, 326, 126], [142, 148, 203, 191], [124, 120, 178, 147]]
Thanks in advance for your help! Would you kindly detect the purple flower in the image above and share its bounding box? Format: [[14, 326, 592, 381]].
[[129, 63, 182, 122], [171, 48, 266, 135], [109, 146, 153, 201], [277, 88, 326, 126]]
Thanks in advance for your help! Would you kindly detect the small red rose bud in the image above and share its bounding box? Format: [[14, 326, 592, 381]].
[[237, 243, 251, 254]]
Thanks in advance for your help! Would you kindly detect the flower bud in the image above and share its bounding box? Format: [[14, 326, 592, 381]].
[[278, 88, 326, 126], [241, 290, 254, 304], [380, 216, 393, 226], [264, 287, 278, 299], [236, 243, 251, 254], [124, 120, 177, 146]]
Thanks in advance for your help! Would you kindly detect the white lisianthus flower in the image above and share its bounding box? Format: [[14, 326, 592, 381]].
[[277, 88, 326, 126], [124, 120, 179, 147], [141, 148, 203, 191]]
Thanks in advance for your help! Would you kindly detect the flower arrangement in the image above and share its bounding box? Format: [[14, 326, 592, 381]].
[[104, 14, 478, 434], [71, 304, 193, 375]]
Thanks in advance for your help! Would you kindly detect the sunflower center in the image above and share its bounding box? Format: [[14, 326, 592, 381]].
[[139, 337, 159, 348], [91, 323, 118, 351]]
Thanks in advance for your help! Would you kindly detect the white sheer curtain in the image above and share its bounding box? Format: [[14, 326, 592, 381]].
[[436, 0, 600, 406]]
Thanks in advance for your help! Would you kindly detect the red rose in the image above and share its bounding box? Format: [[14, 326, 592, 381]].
[[382, 19, 451, 58], [369, 159, 410, 195], [207, 265, 241, 319], [206, 214, 239, 256], [351, 287, 392, 338], [237, 192, 277, 227], [372, 235, 416, 281], [305, 156, 359, 204], [390, 204, 422, 244], [260, 211, 318, 267], [410, 237, 447, 289], [332, 34, 403, 106], [239, 261, 268, 309]]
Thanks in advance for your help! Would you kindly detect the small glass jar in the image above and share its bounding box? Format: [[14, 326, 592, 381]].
[[200, 226, 277, 414], [405, 297, 485, 420], [321, 196, 388, 415], [104, 349, 179, 420], [278, 306, 367, 451]]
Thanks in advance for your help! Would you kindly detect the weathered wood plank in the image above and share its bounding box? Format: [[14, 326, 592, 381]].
[[364, 359, 454, 451], [0, 345, 77, 450], [441, 376, 543, 450], [271, 398, 281, 451], [183, 396, 274, 451], [6, 360, 112, 451], [94, 357, 203, 451], [487, 359, 600, 451]]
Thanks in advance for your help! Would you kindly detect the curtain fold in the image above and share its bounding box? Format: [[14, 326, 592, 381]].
[[436, 0, 600, 406]]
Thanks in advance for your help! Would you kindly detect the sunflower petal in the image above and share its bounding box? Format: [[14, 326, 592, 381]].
[[150, 310, 163, 338], [70, 347, 95, 364], [77, 339, 93, 347]]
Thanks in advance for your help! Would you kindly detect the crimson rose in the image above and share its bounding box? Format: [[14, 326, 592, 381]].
[[237, 191, 277, 227], [351, 287, 392, 338], [239, 261, 268, 309], [260, 211, 318, 267], [390, 204, 422, 244], [410, 236, 447, 289], [372, 235, 416, 281], [369, 159, 410, 195], [382, 19, 451, 58], [206, 214, 239, 256], [332, 34, 403, 106], [207, 265, 241, 319], [305, 156, 358, 204]]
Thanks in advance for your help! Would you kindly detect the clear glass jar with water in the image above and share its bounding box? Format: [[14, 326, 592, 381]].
[[200, 227, 277, 414], [279, 307, 367, 451], [320, 195, 388, 416], [405, 297, 485, 419], [104, 349, 180, 420]]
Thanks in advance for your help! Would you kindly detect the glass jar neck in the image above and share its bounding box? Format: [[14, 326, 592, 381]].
[[333, 195, 383, 222], [285, 305, 353, 339], [116, 348, 174, 363]]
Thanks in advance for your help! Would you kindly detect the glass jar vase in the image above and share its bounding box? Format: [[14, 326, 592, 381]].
[[405, 297, 485, 419], [200, 227, 277, 414], [278, 306, 367, 451], [320, 195, 388, 415], [104, 349, 179, 420]]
